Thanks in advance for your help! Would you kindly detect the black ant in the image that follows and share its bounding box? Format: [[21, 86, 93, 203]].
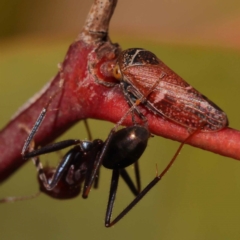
[[1, 96, 194, 227], [1, 97, 151, 226], [25, 123, 150, 227]]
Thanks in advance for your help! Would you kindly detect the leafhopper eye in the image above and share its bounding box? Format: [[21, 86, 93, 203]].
[[113, 65, 122, 80]]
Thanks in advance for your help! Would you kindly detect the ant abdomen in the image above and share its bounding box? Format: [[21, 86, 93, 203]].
[[102, 126, 149, 169]]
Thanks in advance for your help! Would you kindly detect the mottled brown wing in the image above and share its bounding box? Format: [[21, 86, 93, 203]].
[[123, 64, 228, 131]]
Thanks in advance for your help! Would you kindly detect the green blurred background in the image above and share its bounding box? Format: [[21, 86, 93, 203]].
[[1, 1, 240, 240]]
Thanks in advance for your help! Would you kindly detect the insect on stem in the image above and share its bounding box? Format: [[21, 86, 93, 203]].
[[97, 48, 229, 132]]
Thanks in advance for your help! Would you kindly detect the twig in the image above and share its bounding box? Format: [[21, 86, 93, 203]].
[[0, 0, 239, 183]]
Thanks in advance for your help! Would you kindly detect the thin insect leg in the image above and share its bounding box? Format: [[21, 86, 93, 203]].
[[119, 168, 139, 196], [24, 139, 81, 158], [26, 136, 81, 191], [0, 192, 41, 204], [105, 173, 159, 227], [119, 78, 162, 128], [113, 97, 147, 132], [24, 136, 47, 184], [105, 129, 199, 227], [145, 75, 163, 98], [121, 83, 147, 123], [47, 149, 80, 189], [124, 75, 163, 127], [114, 104, 138, 130], [134, 161, 141, 192], [105, 169, 120, 226], [93, 168, 100, 189], [130, 107, 138, 125], [21, 86, 62, 156], [21, 107, 47, 155], [82, 129, 116, 197], [83, 119, 92, 140], [82, 150, 103, 198], [128, 78, 161, 104], [84, 119, 98, 187], [21, 97, 54, 155], [24, 138, 52, 190]]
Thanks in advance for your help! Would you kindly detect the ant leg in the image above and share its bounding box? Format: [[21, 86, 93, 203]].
[[35, 145, 85, 191], [83, 119, 92, 140], [82, 129, 116, 198], [43, 148, 81, 190], [119, 168, 139, 196], [105, 169, 120, 225], [21, 97, 54, 155], [24, 139, 81, 159], [20, 120, 83, 188], [118, 161, 141, 196], [84, 119, 100, 188], [21, 88, 62, 155], [25, 136, 85, 191], [122, 75, 163, 127], [134, 161, 141, 192], [83, 118, 101, 190], [121, 83, 147, 123], [0, 192, 41, 203], [82, 150, 102, 198], [0, 140, 76, 203], [104, 163, 141, 225], [82, 142, 104, 198], [93, 168, 100, 189], [105, 129, 199, 227]]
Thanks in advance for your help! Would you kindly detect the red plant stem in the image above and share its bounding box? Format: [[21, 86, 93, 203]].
[[0, 0, 240, 183]]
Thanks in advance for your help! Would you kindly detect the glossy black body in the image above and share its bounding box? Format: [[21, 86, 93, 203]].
[[23, 125, 150, 226]]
